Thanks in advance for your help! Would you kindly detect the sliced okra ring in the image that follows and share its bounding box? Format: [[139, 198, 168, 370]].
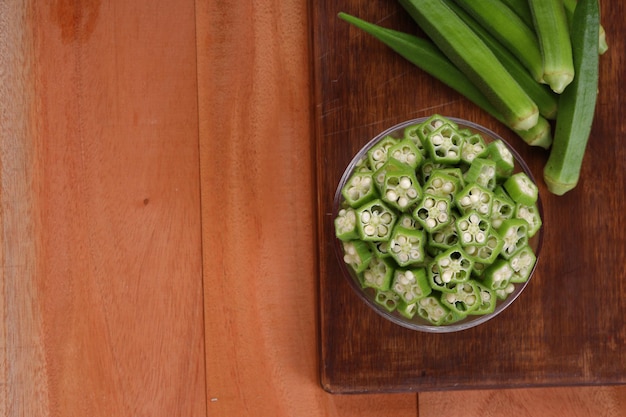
[[463, 229, 504, 264], [463, 158, 497, 191], [369, 240, 391, 259], [425, 124, 465, 164], [391, 267, 432, 304], [495, 282, 516, 300], [389, 226, 427, 267], [460, 133, 489, 164], [482, 258, 514, 291], [417, 295, 451, 325], [382, 168, 422, 212], [490, 189, 516, 230], [456, 211, 492, 247], [398, 213, 422, 230], [427, 261, 453, 293], [421, 159, 447, 183], [374, 289, 401, 312], [403, 123, 428, 157], [436, 167, 465, 190], [414, 194, 452, 232], [504, 172, 539, 205], [398, 300, 419, 319], [341, 240, 373, 274], [367, 135, 399, 171], [455, 183, 494, 217], [471, 261, 487, 278], [334, 207, 359, 241], [373, 158, 409, 195], [508, 245, 537, 283], [353, 155, 372, 172], [360, 256, 395, 291], [487, 140, 515, 179], [389, 138, 423, 169], [427, 213, 459, 251], [423, 171, 461, 201], [497, 218, 529, 259], [440, 280, 481, 316], [514, 202, 543, 238], [433, 245, 474, 284], [416, 114, 458, 144], [341, 171, 378, 208], [468, 282, 497, 315], [356, 199, 397, 242]]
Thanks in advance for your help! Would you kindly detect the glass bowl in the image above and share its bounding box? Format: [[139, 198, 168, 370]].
[[332, 116, 543, 333]]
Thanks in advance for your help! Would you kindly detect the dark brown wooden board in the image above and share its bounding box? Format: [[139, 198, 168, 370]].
[[311, 0, 626, 393]]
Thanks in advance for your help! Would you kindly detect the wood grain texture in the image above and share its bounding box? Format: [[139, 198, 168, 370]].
[[312, 0, 626, 394], [196, 0, 417, 416], [421, 386, 626, 417], [1, 0, 206, 415]]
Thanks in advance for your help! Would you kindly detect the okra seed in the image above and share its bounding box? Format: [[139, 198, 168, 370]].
[[424, 198, 434, 208], [432, 134, 443, 145], [361, 211, 371, 223], [442, 183, 453, 193], [386, 190, 398, 201], [442, 270, 453, 283], [400, 177, 412, 189], [364, 225, 375, 236], [463, 232, 472, 242], [398, 197, 408, 208], [461, 196, 471, 206], [407, 189, 418, 199], [438, 213, 448, 222], [445, 293, 457, 303], [377, 225, 388, 236], [426, 218, 437, 229], [373, 149, 384, 161]]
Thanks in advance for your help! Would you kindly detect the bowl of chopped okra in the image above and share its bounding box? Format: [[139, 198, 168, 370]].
[[333, 114, 543, 332]]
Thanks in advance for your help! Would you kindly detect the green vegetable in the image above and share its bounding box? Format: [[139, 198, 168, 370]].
[[392, 268, 432, 303], [498, 0, 534, 27], [334, 116, 542, 326], [528, 0, 575, 93], [388, 226, 427, 266], [452, 0, 544, 84], [334, 207, 359, 241], [443, 0, 558, 124], [341, 240, 373, 273], [508, 245, 537, 283], [456, 212, 491, 247], [497, 218, 529, 259], [397, 0, 538, 131], [440, 280, 481, 316], [355, 199, 397, 241], [562, 0, 608, 54], [503, 172, 539, 206], [361, 257, 395, 290], [341, 171, 377, 208], [337, 12, 549, 145], [543, 0, 600, 195]]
